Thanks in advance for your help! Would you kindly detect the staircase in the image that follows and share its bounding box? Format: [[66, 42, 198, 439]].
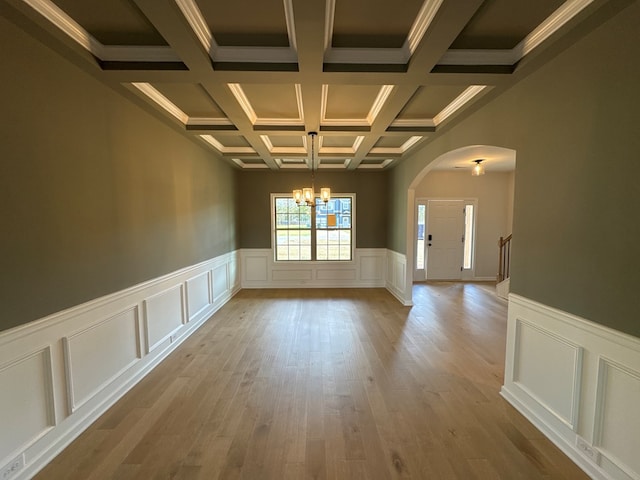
[[496, 234, 512, 299]]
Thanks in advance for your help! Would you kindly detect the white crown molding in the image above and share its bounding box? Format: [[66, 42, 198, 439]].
[[390, 118, 436, 128], [515, 0, 594, 60], [174, 0, 216, 56], [438, 0, 594, 66], [434, 85, 486, 125], [261, 135, 307, 155], [406, 0, 445, 54], [324, 0, 336, 52], [21, 0, 100, 55], [369, 147, 401, 155], [260, 135, 274, 152], [400, 135, 422, 152], [357, 159, 394, 169], [438, 49, 516, 66], [131, 83, 189, 124], [294, 84, 305, 123], [318, 160, 349, 169], [321, 85, 391, 126], [200, 135, 256, 154], [187, 117, 233, 126], [367, 85, 395, 124], [232, 158, 269, 169], [319, 147, 355, 155], [352, 135, 365, 151], [227, 83, 257, 124], [283, 0, 297, 52]]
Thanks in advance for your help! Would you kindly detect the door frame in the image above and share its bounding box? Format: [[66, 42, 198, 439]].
[[413, 197, 478, 281]]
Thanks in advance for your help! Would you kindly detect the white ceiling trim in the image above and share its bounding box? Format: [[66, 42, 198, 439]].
[[405, 0, 445, 54], [260, 135, 307, 154], [228, 83, 257, 123], [131, 82, 189, 124], [439, 0, 594, 66], [187, 117, 234, 126], [229, 83, 304, 126], [318, 159, 350, 169], [369, 135, 422, 155], [20, 0, 181, 62], [368, 85, 395, 124], [21, 0, 99, 55], [232, 158, 269, 169], [275, 158, 310, 169], [323, 0, 336, 52], [433, 85, 486, 125], [323, 0, 443, 64], [515, 0, 594, 60], [201, 135, 256, 154], [283, 0, 297, 52], [176, 0, 297, 63], [390, 118, 436, 128], [357, 159, 394, 169], [321, 85, 394, 126], [175, 0, 214, 54]]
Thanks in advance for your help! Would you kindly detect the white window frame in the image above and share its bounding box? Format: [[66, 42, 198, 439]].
[[270, 193, 356, 262]]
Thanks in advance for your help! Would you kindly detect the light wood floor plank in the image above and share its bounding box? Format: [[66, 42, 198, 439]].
[[34, 284, 588, 479]]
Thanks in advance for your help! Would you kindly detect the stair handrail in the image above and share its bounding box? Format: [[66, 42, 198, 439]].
[[498, 234, 512, 282]]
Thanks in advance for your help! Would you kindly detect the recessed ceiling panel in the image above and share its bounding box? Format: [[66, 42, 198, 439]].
[[267, 135, 305, 148], [324, 85, 381, 120], [197, 0, 289, 47], [320, 136, 359, 148], [241, 84, 300, 119], [374, 136, 411, 148], [332, 0, 424, 48], [217, 136, 252, 148], [52, 0, 166, 45], [450, 0, 564, 49], [152, 84, 226, 118], [397, 85, 468, 119]]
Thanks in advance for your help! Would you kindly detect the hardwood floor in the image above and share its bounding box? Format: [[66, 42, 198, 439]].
[[35, 284, 588, 479]]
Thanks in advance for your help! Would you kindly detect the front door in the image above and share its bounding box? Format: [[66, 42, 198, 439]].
[[426, 200, 464, 280]]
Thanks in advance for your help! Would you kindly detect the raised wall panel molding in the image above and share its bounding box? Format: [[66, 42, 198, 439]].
[[0, 346, 55, 467], [143, 285, 185, 354], [502, 294, 640, 480], [593, 357, 640, 480], [512, 318, 583, 431], [0, 251, 240, 479], [185, 271, 212, 322], [63, 307, 141, 413]]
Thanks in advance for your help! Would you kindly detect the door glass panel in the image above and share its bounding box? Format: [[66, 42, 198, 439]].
[[463, 204, 474, 269], [416, 204, 426, 269]]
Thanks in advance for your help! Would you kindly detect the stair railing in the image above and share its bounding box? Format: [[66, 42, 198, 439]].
[[498, 234, 512, 282]]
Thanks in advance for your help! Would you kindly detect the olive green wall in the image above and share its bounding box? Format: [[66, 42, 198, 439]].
[[237, 171, 388, 249], [0, 16, 237, 332], [389, 2, 640, 336]]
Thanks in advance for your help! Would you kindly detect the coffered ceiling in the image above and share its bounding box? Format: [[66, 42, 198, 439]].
[[4, 0, 602, 172]]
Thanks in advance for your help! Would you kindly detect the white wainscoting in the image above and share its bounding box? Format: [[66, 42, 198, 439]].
[[240, 248, 387, 289], [385, 250, 412, 306], [0, 251, 240, 480], [502, 294, 640, 480]]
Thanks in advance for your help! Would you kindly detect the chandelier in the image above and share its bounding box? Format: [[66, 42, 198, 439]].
[[292, 131, 331, 206]]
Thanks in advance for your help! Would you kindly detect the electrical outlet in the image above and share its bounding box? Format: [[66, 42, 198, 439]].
[[1, 454, 24, 480], [576, 436, 600, 463]]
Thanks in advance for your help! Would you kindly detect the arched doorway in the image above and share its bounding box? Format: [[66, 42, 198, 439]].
[[403, 145, 516, 302]]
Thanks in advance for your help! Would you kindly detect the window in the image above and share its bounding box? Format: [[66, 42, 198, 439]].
[[273, 195, 353, 261], [463, 204, 475, 269]]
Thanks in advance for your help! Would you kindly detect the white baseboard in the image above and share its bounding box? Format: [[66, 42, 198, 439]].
[[503, 294, 640, 480], [0, 251, 240, 480]]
